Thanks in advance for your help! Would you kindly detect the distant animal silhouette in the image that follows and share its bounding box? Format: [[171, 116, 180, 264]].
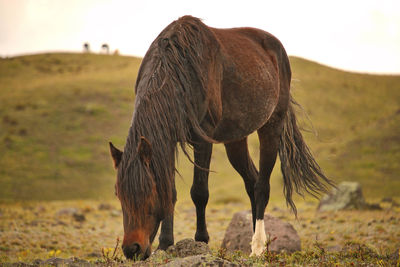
[[83, 43, 90, 53], [101, 44, 109, 54], [109, 15, 334, 260]]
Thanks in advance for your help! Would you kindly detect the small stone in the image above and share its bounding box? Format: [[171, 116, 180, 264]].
[[147, 249, 169, 264], [43, 257, 94, 267], [52, 220, 68, 226], [150, 249, 168, 258], [366, 203, 382, 210], [82, 206, 94, 213], [381, 197, 393, 203], [43, 257, 66, 265], [163, 255, 238, 267], [73, 213, 86, 222], [98, 203, 113, 210], [56, 208, 78, 216], [166, 238, 211, 257], [110, 210, 121, 217], [392, 201, 400, 207], [86, 251, 102, 258]]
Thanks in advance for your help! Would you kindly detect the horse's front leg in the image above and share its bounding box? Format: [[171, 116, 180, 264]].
[[157, 213, 174, 250], [158, 181, 176, 250], [191, 141, 213, 243]]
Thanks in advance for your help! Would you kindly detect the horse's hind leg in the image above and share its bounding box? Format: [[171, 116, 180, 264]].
[[224, 138, 258, 230], [191, 141, 213, 243], [251, 122, 281, 256]]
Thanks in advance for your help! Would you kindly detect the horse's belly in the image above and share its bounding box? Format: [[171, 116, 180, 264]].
[[212, 61, 279, 142]]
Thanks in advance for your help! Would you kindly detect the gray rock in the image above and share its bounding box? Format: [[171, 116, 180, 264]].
[[366, 203, 382, 210], [73, 213, 86, 222], [3, 258, 95, 267], [86, 251, 102, 258], [221, 211, 301, 254], [166, 238, 211, 257], [98, 203, 113, 210], [381, 197, 400, 208], [137, 242, 231, 267], [55, 208, 78, 216], [110, 210, 122, 217], [150, 249, 169, 258], [129, 250, 169, 266], [163, 254, 238, 267], [56, 208, 86, 222], [317, 181, 381, 211], [43, 257, 66, 266], [5, 262, 35, 267], [42, 257, 93, 267], [381, 197, 393, 203]]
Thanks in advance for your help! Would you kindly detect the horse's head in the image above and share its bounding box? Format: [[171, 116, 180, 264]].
[[109, 137, 164, 260]]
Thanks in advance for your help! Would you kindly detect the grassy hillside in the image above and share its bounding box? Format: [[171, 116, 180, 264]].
[[288, 57, 400, 198], [0, 53, 141, 201], [0, 53, 399, 204]]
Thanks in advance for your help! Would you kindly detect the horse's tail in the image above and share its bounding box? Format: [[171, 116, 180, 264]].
[[278, 96, 335, 216]]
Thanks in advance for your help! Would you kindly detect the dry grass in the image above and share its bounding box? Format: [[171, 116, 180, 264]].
[[0, 199, 399, 265]]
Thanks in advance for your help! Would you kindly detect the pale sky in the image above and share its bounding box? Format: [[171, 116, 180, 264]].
[[1, 0, 399, 74]]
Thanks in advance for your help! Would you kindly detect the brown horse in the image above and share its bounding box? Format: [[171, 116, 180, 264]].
[[109, 15, 333, 259]]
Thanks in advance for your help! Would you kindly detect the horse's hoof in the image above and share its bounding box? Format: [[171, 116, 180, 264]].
[[194, 232, 210, 244], [157, 242, 173, 251]]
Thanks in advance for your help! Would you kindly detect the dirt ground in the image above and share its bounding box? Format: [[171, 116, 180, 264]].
[[0, 199, 399, 265]]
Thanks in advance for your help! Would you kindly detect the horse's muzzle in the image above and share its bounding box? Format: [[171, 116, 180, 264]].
[[122, 243, 150, 260]]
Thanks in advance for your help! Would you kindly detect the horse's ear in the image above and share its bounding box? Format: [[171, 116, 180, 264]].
[[109, 142, 123, 169], [137, 136, 152, 165]]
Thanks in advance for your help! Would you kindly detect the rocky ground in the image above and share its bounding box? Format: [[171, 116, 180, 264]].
[[0, 199, 399, 266]]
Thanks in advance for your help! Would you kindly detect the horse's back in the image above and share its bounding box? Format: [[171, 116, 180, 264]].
[[210, 27, 287, 142]]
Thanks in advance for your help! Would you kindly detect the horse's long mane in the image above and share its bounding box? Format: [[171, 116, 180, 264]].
[[117, 16, 216, 223]]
